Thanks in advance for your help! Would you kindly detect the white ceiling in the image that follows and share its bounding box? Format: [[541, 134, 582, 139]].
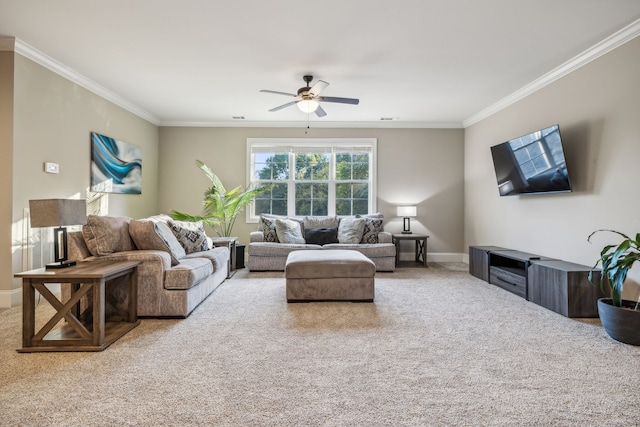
[[1, 0, 640, 127]]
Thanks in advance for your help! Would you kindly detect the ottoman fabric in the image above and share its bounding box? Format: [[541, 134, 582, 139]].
[[285, 250, 375, 302]]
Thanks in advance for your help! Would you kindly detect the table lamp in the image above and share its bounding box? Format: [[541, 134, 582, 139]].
[[29, 199, 87, 269], [397, 206, 417, 234]]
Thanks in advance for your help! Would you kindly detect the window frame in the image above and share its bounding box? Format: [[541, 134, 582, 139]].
[[246, 138, 377, 222]]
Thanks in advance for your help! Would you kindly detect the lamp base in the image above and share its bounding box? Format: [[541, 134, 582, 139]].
[[401, 231, 413, 234], [45, 260, 76, 270]]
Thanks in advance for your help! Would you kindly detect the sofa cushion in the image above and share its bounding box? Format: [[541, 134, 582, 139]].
[[304, 215, 339, 230], [164, 257, 214, 290], [129, 219, 186, 265], [167, 220, 210, 254], [323, 243, 396, 258], [337, 217, 366, 244], [304, 227, 339, 245], [183, 246, 229, 271], [275, 218, 306, 244], [82, 215, 135, 256], [249, 242, 322, 257]]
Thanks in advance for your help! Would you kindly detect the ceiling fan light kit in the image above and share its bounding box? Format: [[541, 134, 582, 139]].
[[261, 75, 359, 118], [297, 99, 319, 113]]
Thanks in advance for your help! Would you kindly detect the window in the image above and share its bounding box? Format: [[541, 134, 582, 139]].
[[247, 138, 376, 221]]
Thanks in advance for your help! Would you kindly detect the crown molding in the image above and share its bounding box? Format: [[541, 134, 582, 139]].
[[463, 18, 640, 128], [13, 38, 160, 125], [160, 120, 463, 129]]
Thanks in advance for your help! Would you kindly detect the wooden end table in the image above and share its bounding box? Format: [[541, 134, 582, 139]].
[[15, 260, 141, 352], [392, 233, 430, 267]]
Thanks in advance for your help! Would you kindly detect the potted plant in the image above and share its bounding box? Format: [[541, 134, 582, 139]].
[[171, 159, 268, 240], [588, 229, 640, 345]]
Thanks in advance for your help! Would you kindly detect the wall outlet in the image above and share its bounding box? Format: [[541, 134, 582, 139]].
[[44, 162, 59, 174]]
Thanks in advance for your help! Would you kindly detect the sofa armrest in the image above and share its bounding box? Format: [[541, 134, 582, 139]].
[[378, 231, 393, 244], [250, 231, 264, 243]]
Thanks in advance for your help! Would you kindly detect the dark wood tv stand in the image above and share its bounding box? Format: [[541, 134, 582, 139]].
[[469, 246, 607, 317]]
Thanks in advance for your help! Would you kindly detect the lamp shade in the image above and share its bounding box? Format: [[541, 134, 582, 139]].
[[29, 199, 87, 227], [397, 206, 417, 217]]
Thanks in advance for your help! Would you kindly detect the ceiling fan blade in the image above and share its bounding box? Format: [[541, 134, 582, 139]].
[[315, 105, 327, 117], [318, 96, 360, 105], [309, 80, 329, 96], [260, 89, 297, 97], [269, 101, 297, 112]]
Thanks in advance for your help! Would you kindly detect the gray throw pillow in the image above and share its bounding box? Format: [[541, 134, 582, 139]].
[[275, 218, 305, 244], [129, 219, 186, 265], [82, 215, 135, 256], [337, 217, 366, 244]]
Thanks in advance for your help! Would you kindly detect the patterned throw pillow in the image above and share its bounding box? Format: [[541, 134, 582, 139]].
[[360, 217, 384, 244], [260, 216, 279, 242], [167, 220, 210, 254]]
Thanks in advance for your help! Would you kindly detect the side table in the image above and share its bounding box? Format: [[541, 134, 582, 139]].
[[392, 233, 430, 267], [15, 260, 141, 352], [211, 237, 237, 278]]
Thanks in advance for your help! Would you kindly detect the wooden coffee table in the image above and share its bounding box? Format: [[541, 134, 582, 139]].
[[15, 260, 141, 352]]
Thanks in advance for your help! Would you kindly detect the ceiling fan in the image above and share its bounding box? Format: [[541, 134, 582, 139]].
[[260, 75, 359, 117]]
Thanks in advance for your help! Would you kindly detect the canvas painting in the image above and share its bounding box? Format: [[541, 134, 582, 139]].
[[90, 132, 142, 194]]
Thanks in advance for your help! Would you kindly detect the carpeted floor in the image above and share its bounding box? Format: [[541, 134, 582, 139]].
[[1, 264, 639, 426]]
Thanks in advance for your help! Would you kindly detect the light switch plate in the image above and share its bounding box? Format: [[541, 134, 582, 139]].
[[44, 162, 59, 174]]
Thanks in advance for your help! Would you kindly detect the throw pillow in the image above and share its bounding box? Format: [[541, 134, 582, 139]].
[[359, 217, 384, 244], [337, 217, 366, 244], [303, 215, 339, 230], [260, 216, 279, 242], [304, 227, 339, 245], [167, 220, 210, 254], [82, 215, 135, 256], [275, 218, 306, 244], [129, 219, 186, 265]]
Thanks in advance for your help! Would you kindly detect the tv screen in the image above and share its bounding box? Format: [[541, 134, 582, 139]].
[[490, 124, 572, 196]]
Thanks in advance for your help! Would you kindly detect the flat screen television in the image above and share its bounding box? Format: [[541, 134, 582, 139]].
[[490, 124, 572, 196]]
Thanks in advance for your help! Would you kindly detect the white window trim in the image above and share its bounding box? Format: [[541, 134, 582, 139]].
[[246, 138, 377, 222]]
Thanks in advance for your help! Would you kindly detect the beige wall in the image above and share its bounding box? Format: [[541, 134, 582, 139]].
[[3, 54, 159, 307], [0, 50, 15, 305], [464, 36, 640, 298], [158, 127, 465, 259]]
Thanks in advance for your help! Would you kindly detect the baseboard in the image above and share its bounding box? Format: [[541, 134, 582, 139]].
[[0, 288, 23, 308], [398, 252, 465, 263], [0, 285, 61, 308]]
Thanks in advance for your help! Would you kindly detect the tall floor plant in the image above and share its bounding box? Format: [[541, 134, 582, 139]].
[[171, 160, 268, 237]]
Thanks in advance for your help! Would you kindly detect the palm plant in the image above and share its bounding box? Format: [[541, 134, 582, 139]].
[[588, 229, 640, 308], [171, 160, 268, 237]]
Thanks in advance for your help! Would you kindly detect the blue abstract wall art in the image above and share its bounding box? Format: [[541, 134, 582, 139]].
[[90, 132, 142, 194]]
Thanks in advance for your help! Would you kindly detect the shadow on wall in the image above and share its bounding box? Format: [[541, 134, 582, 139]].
[[559, 119, 605, 194]]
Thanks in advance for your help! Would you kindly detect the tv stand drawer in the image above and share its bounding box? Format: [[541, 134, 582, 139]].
[[489, 267, 526, 298]]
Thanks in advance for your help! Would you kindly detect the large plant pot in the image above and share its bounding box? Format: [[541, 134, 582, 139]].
[[598, 298, 640, 345]]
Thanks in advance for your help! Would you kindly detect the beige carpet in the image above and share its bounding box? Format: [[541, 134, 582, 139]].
[[1, 264, 639, 426]]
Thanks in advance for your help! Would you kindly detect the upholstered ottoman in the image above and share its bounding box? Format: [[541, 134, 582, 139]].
[[285, 250, 376, 302]]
